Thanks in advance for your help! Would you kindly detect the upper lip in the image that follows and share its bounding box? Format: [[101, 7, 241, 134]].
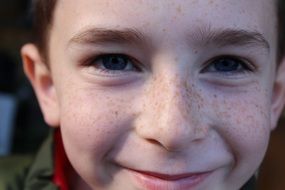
[[128, 168, 210, 181]]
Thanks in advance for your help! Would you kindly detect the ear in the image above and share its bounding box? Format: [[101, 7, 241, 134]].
[[21, 44, 60, 127], [271, 57, 285, 130]]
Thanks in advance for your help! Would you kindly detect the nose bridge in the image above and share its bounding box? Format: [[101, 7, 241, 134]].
[[158, 72, 195, 131], [157, 73, 192, 126], [138, 69, 206, 151]]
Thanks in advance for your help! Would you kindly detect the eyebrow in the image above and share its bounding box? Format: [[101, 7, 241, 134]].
[[68, 27, 270, 53], [68, 27, 146, 46], [194, 28, 270, 52]]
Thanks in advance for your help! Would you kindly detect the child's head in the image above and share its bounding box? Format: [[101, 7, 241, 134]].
[[22, 0, 285, 189]]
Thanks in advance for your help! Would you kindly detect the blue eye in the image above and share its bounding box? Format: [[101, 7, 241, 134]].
[[202, 56, 252, 74], [102, 55, 129, 70], [213, 58, 240, 72], [89, 54, 139, 73]]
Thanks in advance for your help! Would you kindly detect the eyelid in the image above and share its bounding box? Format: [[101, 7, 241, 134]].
[[201, 55, 256, 73], [81, 53, 143, 77]]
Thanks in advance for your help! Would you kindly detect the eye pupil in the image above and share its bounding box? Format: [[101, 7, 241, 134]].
[[214, 58, 239, 72], [102, 55, 128, 70]]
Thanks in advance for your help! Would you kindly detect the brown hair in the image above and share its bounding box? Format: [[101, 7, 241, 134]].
[[31, 0, 57, 61], [31, 0, 285, 64], [278, 0, 285, 63]]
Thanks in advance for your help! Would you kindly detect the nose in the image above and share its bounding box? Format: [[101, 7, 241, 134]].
[[135, 72, 209, 151]]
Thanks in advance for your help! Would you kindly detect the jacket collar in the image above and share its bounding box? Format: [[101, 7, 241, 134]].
[[24, 130, 59, 190]]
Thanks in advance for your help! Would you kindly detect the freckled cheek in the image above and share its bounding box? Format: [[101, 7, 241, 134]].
[[226, 115, 270, 176], [229, 112, 270, 151], [59, 91, 132, 159], [209, 95, 271, 159]]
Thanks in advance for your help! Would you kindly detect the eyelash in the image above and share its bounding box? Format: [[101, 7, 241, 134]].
[[201, 55, 255, 75], [84, 53, 141, 75]]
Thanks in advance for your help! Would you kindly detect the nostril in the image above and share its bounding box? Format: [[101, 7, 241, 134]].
[[145, 138, 184, 152], [146, 138, 162, 146]]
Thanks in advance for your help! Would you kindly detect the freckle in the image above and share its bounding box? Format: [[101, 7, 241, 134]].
[[176, 5, 182, 13], [197, 104, 201, 109], [237, 119, 241, 125], [213, 94, 217, 98]]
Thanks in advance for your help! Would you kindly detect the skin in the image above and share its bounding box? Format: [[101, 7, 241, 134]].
[[21, 0, 285, 189]]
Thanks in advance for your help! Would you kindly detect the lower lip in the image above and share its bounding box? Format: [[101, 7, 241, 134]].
[[127, 169, 211, 190]]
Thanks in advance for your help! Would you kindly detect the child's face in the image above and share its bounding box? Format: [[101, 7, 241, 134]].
[[23, 0, 285, 189]]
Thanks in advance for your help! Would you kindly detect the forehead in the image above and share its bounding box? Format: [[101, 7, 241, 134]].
[[52, 0, 277, 51]]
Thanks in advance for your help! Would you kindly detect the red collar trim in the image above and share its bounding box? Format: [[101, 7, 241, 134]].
[[53, 129, 70, 190]]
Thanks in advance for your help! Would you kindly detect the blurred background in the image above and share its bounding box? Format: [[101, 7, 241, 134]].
[[0, 0, 48, 156], [0, 1, 284, 189]]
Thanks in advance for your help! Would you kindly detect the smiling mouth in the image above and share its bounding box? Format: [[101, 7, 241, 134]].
[[126, 168, 212, 190]]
